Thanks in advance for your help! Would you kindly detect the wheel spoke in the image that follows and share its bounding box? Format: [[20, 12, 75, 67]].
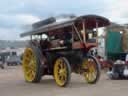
[[60, 63, 63, 69], [89, 73, 93, 81], [26, 70, 32, 79], [59, 75, 62, 80]]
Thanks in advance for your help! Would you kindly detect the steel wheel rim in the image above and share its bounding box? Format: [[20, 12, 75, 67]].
[[54, 58, 67, 86], [82, 58, 97, 82], [23, 48, 36, 82]]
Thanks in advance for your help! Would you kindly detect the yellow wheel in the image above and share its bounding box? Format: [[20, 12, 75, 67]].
[[54, 57, 71, 87], [82, 56, 100, 84], [22, 47, 42, 83]]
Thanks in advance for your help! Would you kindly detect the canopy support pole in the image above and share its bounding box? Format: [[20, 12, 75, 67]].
[[96, 20, 98, 44], [72, 24, 83, 42], [82, 20, 86, 43]]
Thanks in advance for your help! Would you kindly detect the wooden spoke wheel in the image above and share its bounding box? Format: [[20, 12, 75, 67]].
[[54, 57, 71, 87], [22, 47, 42, 83], [82, 56, 100, 84]]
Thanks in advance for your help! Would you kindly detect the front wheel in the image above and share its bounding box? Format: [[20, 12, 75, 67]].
[[54, 57, 71, 87], [82, 55, 100, 84], [22, 47, 42, 83]]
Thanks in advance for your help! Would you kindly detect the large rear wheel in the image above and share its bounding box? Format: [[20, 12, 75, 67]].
[[22, 47, 42, 83], [82, 56, 100, 84], [54, 57, 71, 87]]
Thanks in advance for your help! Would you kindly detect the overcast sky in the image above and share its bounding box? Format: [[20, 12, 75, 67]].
[[0, 0, 128, 40]]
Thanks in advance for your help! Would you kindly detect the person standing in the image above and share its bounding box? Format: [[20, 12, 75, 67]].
[[0, 55, 4, 69]]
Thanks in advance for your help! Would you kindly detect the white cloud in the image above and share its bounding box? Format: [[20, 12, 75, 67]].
[[0, 14, 40, 28], [15, 14, 41, 25], [0, 28, 20, 40], [103, 0, 128, 24], [0, 14, 41, 40], [0, 0, 128, 40]]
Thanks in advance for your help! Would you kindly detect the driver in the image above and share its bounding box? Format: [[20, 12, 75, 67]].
[[40, 34, 51, 49], [59, 30, 72, 48]]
